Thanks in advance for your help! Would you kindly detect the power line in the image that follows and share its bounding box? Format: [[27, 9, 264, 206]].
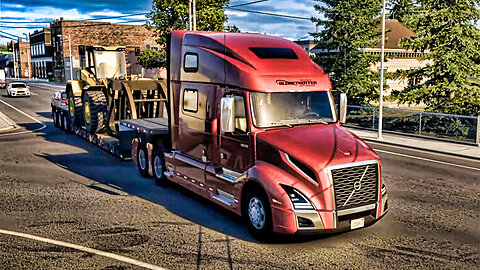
[[230, 0, 268, 8], [225, 7, 311, 21], [0, 12, 148, 24], [0, 30, 21, 39]]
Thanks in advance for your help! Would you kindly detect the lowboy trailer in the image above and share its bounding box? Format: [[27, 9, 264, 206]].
[[52, 31, 388, 239]]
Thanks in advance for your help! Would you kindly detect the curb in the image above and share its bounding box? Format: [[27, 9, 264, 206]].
[[362, 137, 480, 162], [0, 111, 16, 132]]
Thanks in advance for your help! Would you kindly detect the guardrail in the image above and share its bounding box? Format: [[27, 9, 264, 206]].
[[346, 105, 480, 146]]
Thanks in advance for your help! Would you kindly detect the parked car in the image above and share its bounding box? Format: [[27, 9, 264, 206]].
[[7, 82, 30, 97]]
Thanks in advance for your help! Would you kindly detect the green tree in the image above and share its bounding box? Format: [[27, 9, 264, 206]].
[[395, 0, 480, 116], [311, 0, 383, 105], [139, 0, 229, 68], [389, 0, 415, 25]]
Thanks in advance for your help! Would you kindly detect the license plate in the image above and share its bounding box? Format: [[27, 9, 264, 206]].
[[350, 217, 365, 230]]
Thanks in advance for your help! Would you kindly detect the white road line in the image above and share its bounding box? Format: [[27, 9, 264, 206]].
[[0, 228, 167, 270], [0, 98, 46, 137], [375, 149, 480, 172]]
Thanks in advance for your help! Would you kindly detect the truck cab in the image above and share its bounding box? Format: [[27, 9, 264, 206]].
[[128, 31, 388, 237]]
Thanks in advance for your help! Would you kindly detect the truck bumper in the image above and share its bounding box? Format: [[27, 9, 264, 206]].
[[272, 196, 388, 235]]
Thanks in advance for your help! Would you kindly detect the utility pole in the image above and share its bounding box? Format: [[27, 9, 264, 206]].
[[378, 0, 386, 140], [12, 40, 18, 79], [193, 0, 197, 31], [188, 0, 193, 31], [68, 34, 73, 81]]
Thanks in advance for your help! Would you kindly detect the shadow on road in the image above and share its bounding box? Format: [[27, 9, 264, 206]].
[[32, 111, 340, 244]]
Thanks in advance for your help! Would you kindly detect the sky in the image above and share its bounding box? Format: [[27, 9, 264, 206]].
[[0, 0, 320, 45]]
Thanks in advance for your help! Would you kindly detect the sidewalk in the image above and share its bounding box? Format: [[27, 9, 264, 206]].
[[347, 127, 480, 160], [0, 111, 16, 132]]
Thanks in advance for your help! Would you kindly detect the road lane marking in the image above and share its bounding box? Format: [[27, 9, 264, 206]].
[[375, 149, 480, 172], [0, 98, 46, 137], [0, 228, 167, 270]]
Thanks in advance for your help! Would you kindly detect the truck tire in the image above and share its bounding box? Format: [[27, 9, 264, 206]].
[[83, 91, 107, 133], [66, 91, 83, 127], [243, 187, 273, 240], [62, 112, 72, 133], [136, 144, 149, 177], [52, 108, 60, 128], [59, 112, 65, 131], [152, 144, 167, 185]]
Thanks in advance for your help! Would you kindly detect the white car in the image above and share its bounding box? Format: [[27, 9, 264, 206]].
[[7, 82, 30, 97]]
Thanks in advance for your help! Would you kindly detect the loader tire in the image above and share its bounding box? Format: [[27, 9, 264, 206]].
[[83, 91, 107, 133], [67, 93, 83, 127]]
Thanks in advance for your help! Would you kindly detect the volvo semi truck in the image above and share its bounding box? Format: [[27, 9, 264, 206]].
[[52, 30, 388, 238]]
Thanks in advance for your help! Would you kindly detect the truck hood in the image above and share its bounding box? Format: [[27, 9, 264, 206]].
[[256, 123, 379, 173]]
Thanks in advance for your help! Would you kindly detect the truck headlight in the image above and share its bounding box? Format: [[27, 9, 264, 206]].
[[381, 183, 386, 195], [281, 185, 315, 210]]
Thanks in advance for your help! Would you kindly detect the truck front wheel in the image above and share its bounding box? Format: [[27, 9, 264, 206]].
[[136, 144, 149, 177], [243, 188, 273, 239]]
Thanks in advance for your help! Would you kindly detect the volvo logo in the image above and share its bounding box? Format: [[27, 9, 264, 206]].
[[353, 181, 362, 191]]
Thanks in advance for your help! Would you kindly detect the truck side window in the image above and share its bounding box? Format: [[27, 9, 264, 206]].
[[184, 53, 198, 72], [234, 95, 247, 133], [183, 89, 198, 112]]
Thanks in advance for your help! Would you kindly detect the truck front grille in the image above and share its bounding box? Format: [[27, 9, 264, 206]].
[[331, 163, 378, 210]]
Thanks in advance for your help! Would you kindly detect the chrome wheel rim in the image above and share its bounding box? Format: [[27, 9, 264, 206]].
[[248, 197, 265, 229], [154, 155, 163, 178], [138, 149, 146, 171]]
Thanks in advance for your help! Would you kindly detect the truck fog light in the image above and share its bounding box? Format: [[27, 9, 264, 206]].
[[297, 217, 314, 227]]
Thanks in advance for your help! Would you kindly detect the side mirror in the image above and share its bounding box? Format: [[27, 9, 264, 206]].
[[221, 97, 235, 133], [339, 93, 347, 124]]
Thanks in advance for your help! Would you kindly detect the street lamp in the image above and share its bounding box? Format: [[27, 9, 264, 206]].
[[378, 0, 387, 140]]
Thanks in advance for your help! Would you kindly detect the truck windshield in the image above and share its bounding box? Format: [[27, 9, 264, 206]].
[[250, 91, 336, 128]]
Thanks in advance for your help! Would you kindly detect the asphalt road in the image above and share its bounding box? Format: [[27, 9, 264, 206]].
[[0, 81, 478, 269]]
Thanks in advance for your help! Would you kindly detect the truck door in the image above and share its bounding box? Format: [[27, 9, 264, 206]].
[[206, 89, 253, 207]]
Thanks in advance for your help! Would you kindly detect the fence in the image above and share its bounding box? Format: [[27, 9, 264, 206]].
[[346, 105, 480, 145]]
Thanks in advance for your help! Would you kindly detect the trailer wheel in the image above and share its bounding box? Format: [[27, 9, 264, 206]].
[[152, 144, 167, 185], [243, 187, 273, 240], [66, 89, 83, 127], [62, 112, 72, 133], [52, 108, 59, 128], [83, 91, 107, 133], [137, 144, 149, 177]]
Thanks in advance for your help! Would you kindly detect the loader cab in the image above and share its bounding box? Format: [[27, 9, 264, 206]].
[[79, 46, 127, 81]]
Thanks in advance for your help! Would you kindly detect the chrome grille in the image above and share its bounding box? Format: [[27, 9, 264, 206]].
[[331, 163, 378, 210]]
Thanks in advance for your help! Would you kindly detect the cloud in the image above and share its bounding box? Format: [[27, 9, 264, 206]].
[[0, 0, 322, 44], [2, 4, 25, 8]]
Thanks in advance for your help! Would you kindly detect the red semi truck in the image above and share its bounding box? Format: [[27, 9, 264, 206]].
[[53, 30, 388, 238]]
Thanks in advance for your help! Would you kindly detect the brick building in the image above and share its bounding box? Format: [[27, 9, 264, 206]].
[[50, 19, 160, 82], [7, 38, 30, 78], [29, 28, 54, 80]]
